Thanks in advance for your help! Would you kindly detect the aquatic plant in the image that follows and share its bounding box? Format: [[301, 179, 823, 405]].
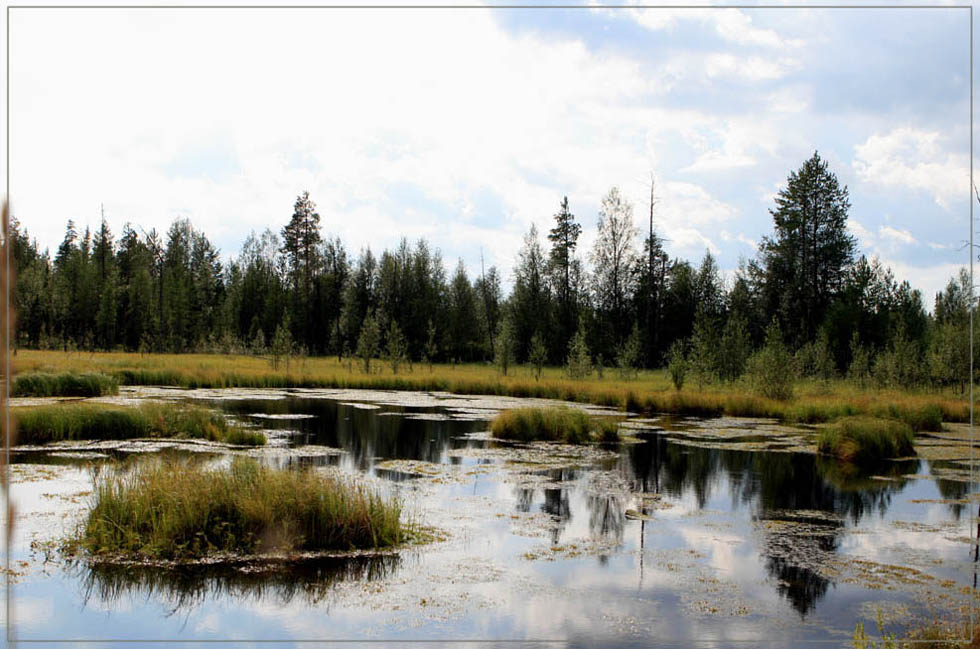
[[851, 610, 898, 649], [817, 416, 914, 464], [14, 402, 265, 446], [12, 371, 119, 397], [490, 406, 619, 443], [73, 457, 403, 559]]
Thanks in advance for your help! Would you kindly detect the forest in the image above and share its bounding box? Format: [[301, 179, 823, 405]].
[[9, 152, 973, 392]]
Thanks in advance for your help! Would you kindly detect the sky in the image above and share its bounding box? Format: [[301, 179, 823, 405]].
[[2, 1, 974, 307]]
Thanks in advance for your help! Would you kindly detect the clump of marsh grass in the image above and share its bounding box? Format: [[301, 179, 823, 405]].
[[490, 406, 620, 443], [13, 372, 119, 397], [817, 416, 914, 464], [14, 402, 264, 446], [72, 457, 404, 560], [870, 403, 943, 432]]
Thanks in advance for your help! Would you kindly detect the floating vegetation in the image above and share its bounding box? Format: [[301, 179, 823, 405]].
[[13, 372, 120, 398], [70, 457, 406, 560], [520, 537, 622, 561], [817, 417, 914, 464], [446, 441, 617, 472], [13, 402, 265, 447]]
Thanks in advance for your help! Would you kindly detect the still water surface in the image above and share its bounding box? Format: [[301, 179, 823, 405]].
[[6, 388, 978, 647]]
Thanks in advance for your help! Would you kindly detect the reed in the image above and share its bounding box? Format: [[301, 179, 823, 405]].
[[73, 457, 403, 559], [817, 416, 914, 464], [12, 372, 119, 397], [14, 402, 264, 446], [490, 406, 620, 443]]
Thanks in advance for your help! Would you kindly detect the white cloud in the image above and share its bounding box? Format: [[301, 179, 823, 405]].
[[848, 219, 876, 249], [703, 53, 799, 82], [9, 8, 653, 271], [853, 128, 969, 210], [879, 225, 916, 246], [613, 6, 805, 51]]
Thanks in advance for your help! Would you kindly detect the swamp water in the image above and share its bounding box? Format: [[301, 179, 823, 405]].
[[5, 387, 979, 647]]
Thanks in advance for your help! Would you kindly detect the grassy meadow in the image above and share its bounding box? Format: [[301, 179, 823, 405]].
[[12, 349, 971, 429]]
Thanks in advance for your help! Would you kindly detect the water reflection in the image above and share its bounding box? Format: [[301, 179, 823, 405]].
[[78, 554, 401, 614], [215, 398, 484, 470], [213, 398, 936, 622]]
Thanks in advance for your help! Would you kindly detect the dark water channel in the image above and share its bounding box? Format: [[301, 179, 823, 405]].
[[6, 389, 979, 647]]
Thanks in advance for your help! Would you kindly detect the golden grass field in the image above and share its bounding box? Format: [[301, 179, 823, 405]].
[[12, 349, 972, 426]]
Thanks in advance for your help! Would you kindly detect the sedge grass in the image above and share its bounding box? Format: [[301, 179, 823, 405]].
[[73, 457, 403, 560], [12, 350, 968, 429], [14, 402, 265, 446], [490, 406, 620, 443], [12, 371, 119, 397], [817, 416, 915, 464]]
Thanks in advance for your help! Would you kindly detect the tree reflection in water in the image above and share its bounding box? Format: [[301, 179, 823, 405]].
[[620, 430, 919, 617], [77, 553, 402, 616]]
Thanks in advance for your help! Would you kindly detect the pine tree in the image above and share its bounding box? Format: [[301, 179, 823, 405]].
[[281, 192, 323, 346], [548, 196, 582, 359], [756, 152, 856, 347]]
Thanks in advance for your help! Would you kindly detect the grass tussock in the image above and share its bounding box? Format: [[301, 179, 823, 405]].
[[13, 372, 119, 397], [14, 402, 265, 446], [12, 350, 969, 429], [490, 406, 620, 443], [817, 416, 914, 464], [73, 457, 403, 560]]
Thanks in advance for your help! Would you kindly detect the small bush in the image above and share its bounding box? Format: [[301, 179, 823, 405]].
[[490, 406, 618, 443], [817, 416, 914, 464], [73, 457, 403, 559], [12, 372, 119, 397], [667, 340, 688, 391], [745, 321, 794, 401], [14, 402, 264, 446]]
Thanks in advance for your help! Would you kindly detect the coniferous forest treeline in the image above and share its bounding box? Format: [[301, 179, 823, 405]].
[[10, 153, 975, 391]]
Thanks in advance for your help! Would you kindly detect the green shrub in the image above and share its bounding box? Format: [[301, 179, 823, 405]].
[[667, 340, 688, 391], [12, 372, 119, 397], [746, 321, 794, 401], [817, 416, 914, 464], [73, 457, 403, 559]]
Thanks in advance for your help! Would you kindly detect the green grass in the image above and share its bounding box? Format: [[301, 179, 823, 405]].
[[490, 406, 620, 443], [12, 371, 119, 397], [13, 402, 265, 446], [817, 416, 915, 464], [72, 457, 404, 560]]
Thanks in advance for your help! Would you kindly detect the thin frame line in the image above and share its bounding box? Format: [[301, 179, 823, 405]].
[[3, 2, 974, 646]]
